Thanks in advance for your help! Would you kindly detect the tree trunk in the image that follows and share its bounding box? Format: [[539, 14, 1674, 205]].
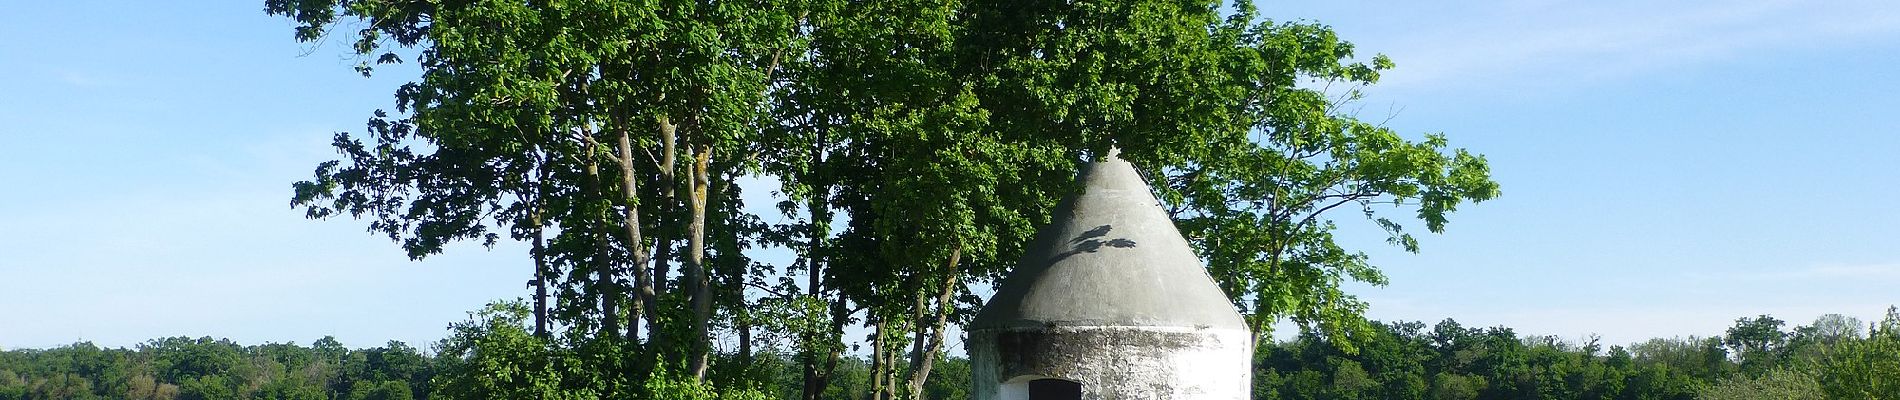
[[738, 312, 752, 369], [618, 125, 657, 344], [530, 157, 552, 338], [799, 126, 836, 400], [646, 116, 681, 357], [531, 210, 550, 338], [804, 299, 848, 400], [904, 246, 963, 399], [885, 328, 902, 400], [585, 155, 621, 338], [870, 318, 888, 400], [686, 143, 714, 381], [654, 115, 680, 298]]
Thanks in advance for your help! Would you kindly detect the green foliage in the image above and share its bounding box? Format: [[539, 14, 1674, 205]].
[[1629, 336, 1731, 382], [178, 375, 238, 400], [343, 380, 413, 400], [961, 0, 1501, 345], [0, 337, 429, 400], [918, 357, 970, 400], [643, 364, 769, 400], [1259, 319, 1703, 400], [1700, 368, 1823, 400], [430, 302, 581, 400], [1255, 309, 1900, 400], [3, 308, 1898, 399], [1427, 372, 1482, 400], [264, 0, 1500, 397], [1811, 308, 1900, 399], [1722, 315, 1788, 375], [0, 370, 25, 400]]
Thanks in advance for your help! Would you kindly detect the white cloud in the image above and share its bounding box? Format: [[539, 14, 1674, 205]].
[[55, 70, 112, 88]]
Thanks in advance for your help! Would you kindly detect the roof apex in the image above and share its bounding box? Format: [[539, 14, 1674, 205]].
[[971, 151, 1246, 330]]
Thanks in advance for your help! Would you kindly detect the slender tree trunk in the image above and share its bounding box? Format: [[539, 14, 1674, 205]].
[[585, 158, 621, 338], [618, 125, 657, 344], [904, 246, 962, 399], [885, 330, 902, 400], [804, 299, 848, 400], [801, 362, 820, 400], [653, 234, 674, 296], [530, 156, 553, 339], [531, 211, 550, 338], [799, 126, 834, 400], [646, 116, 681, 359], [738, 314, 752, 369], [870, 318, 888, 400], [687, 143, 714, 381], [654, 116, 679, 298]]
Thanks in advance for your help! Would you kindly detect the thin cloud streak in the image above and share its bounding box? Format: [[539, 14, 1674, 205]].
[[54, 69, 115, 88], [1359, 0, 1900, 94], [1689, 263, 1900, 282]]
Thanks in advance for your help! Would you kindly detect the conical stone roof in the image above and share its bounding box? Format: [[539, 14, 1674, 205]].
[[970, 150, 1247, 331]]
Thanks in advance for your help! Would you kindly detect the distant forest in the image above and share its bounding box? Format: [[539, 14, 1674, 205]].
[[5, 306, 1896, 400]]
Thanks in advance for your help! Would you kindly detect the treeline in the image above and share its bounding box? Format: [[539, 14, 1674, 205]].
[[10, 307, 1896, 399], [0, 303, 970, 400], [1255, 308, 1900, 400], [0, 336, 427, 400]]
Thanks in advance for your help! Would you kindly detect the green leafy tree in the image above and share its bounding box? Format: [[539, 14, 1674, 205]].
[[430, 302, 580, 400], [762, 0, 1080, 397], [176, 375, 238, 400], [959, 0, 1498, 346], [1700, 368, 1822, 400], [0, 370, 22, 400], [1428, 372, 1483, 400], [1812, 307, 1900, 398], [1723, 315, 1788, 376], [268, 0, 808, 387], [267, 0, 1497, 398], [1629, 335, 1730, 382], [342, 380, 412, 400]]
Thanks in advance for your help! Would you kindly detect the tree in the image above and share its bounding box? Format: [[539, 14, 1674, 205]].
[[267, 0, 1498, 398], [1787, 313, 1862, 363], [1812, 307, 1900, 398], [1700, 368, 1822, 400], [1801, 314, 1863, 343], [431, 302, 580, 400], [1629, 335, 1730, 381], [1428, 372, 1483, 400], [1723, 315, 1788, 375], [761, 0, 1078, 397], [177, 375, 237, 400], [269, 0, 802, 390], [959, 0, 1499, 346]]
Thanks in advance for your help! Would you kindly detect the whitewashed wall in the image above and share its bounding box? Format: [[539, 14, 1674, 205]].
[[970, 326, 1252, 400]]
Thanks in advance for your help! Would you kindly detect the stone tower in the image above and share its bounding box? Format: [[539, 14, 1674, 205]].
[[968, 150, 1252, 400]]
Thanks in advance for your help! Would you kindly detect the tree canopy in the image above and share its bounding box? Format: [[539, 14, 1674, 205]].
[[267, 0, 1498, 397]]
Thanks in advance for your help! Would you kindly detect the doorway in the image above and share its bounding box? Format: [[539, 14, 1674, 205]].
[[1026, 378, 1080, 400]]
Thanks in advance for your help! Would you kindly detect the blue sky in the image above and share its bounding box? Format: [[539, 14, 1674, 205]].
[[4, 1, 1899, 351]]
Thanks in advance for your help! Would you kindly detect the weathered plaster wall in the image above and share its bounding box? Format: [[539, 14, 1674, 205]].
[[971, 326, 1251, 400]]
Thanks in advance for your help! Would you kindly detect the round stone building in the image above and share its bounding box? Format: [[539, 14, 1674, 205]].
[[968, 151, 1252, 400]]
